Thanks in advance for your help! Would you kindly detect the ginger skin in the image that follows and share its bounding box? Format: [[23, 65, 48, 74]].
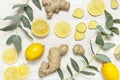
[[39, 44, 68, 77], [42, 0, 70, 19]]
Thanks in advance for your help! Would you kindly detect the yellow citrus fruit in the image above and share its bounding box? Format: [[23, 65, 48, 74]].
[[88, 20, 98, 29], [73, 8, 84, 19], [76, 22, 87, 33], [2, 48, 18, 64], [4, 66, 21, 80], [74, 32, 85, 40], [31, 19, 49, 37], [54, 21, 71, 38], [101, 62, 119, 80], [25, 43, 44, 60], [18, 64, 30, 78]]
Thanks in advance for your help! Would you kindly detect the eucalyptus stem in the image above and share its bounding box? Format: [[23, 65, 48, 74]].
[[65, 47, 101, 80]]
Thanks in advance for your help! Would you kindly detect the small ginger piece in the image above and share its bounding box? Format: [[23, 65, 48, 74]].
[[73, 8, 84, 19], [59, 44, 69, 56], [42, 0, 70, 19], [76, 22, 87, 33], [88, 20, 98, 29], [111, 0, 119, 9], [74, 32, 85, 41], [73, 44, 85, 55], [39, 44, 68, 77], [114, 44, 120, 60]]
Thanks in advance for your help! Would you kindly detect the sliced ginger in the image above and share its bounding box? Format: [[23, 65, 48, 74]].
[[111, 0, 119, 9], [54, 21, 71, 38], [76, 22, 87, 33], [73, 8, 84, 19], [74, 32, 85, 40], [87, 0, 105, 16], [88, 20, 98, 29]]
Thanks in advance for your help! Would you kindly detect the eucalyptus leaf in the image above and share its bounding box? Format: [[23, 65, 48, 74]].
[[24, 5, 33, 21], [67, 65, 73, 77], [32, 0, 42, 10], [105, 19, 113, 29], [113, 19, 120, 24], [97, 25, 107, 36], [18, 25, 33, 40], [110, 27, 119, 35], [95, 54, 111, 63], [102, 43, 115, 50], [4, 14, 22, 20], [95, 33, 104, 46], [6, 35, 22, 53], [88, 65, 99, 72], [71, 58, 79, 72], [80, 71, 96, 76], [12, 4, 27, 9], [21, 15, 31, 29], [81, 55, 89, 65], [0, 24, 17, 31], [104, 10, 113, 20], [57, 68, 64, 80], [90, 40, 95, 55]]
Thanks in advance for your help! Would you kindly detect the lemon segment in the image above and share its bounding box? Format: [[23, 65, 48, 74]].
[[4, 66, 21, 80], [76, 22, 87, 33], [87, 0, 105, 16], [111, 0, 119, 9], [18, 64, 30, 78], [32, 19, 49, 37], [54, 21, 71, 38], [88, 20, 98, 29], [25, 43, 44, 61], [2, 48, 18, 64], [73, 8, 84, 19], [74, 32, 85, 40]]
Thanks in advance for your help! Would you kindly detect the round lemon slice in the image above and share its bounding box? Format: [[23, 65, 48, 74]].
[[32, 19, 50, 37], [2, 48, 18, 64], [54, 21, 71, 38], [4, 66, 21, 80], [76, 22, 87, 33], [18, 64, 30, 78]]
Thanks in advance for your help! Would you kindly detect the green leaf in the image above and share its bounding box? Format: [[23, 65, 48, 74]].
[[102, 43, 115, 50], [110, 27, 119, 35], [21, 15, 31, 29], [71, 58, 79, 72], [90, 40, 95, 55], [6, 35, 22, 53], [81, 55, 89, 65], [80, 71, 96, 76], [18, 25, 33, 40], [67, 65, 73, 77], [113, 19, 120, 24], [0, 24, 17, 31], [95, 54, 111, 63], [32, 0, 42, 10], [24, 5, 33, 21], [88, 66, 99, 72], [105, 19, 113, 29], [4, 14, 22, 20], [97, 25, 107, 36], [95, 33, 104, 46], [57, 68, 64, 80], [12, 4, 27, 9], [104, 10, 113, 20]]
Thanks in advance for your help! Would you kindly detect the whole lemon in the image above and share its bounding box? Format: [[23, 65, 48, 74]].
[[101, 62, 119, 80], [25, 43, 44, 61]]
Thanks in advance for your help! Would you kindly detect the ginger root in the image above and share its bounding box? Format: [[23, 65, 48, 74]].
[[42, 0, 70, 19], [39, 44, 68, 77], [73, 44, 85, 55]]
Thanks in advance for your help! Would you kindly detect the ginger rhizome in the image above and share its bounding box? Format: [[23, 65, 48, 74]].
[[42, 0, 70, 19], [39, 44, 68, 77]]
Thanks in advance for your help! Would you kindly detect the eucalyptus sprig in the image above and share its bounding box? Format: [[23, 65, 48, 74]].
[[0, 0, 42, 53]]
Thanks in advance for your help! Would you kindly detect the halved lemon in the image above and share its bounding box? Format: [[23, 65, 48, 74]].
[[18, 64, 30, 78], [2, 48, 18, 64], [31, 19, 50, 37], [4, 66, 21, 80]]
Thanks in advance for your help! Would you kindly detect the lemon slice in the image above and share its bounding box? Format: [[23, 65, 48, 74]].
[[4, 66, 21, 80], [76, 22, 87, 33], [54, 21, 71, 38], [87, 0, 105, 16], [73, 8, 84, 19], [2, 48, 18, 64], [32, 19, 50, 37], [18, 64, 30, 78], [74, 32, 85, 40], [88, 20, 98, 29]]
